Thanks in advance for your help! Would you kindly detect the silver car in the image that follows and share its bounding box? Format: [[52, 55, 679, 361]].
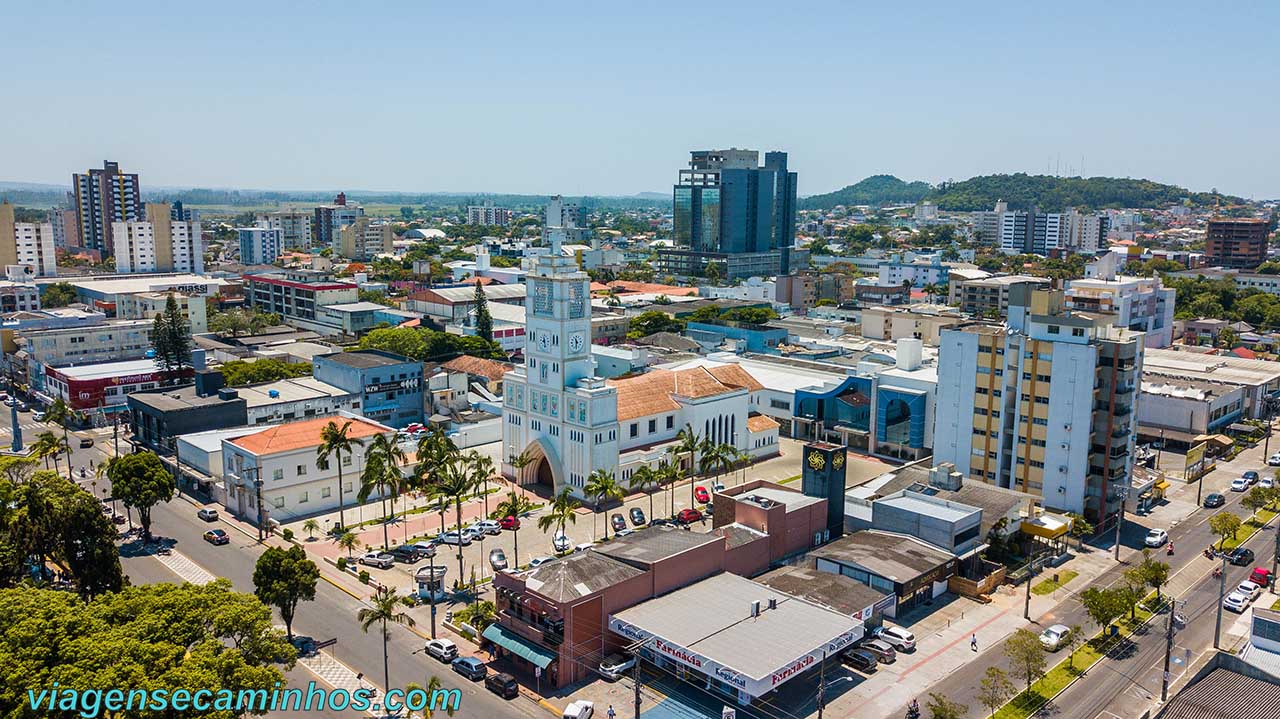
[[358, 552, 395, 569]]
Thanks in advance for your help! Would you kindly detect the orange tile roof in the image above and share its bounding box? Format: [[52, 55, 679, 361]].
[[747, 415, 780, 432], [591, 280, 699, 297], [706, 364, 764, 392], [230, 416, 388, 455], [607, 367, 747, 421], [442, 355, 514, 382]]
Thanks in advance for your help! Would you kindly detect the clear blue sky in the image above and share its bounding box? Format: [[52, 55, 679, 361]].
[[2, 1, 1276, 198]]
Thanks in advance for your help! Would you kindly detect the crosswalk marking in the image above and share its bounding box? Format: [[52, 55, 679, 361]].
[[294, 648, 382, 717], [151, 549, 217, 585]]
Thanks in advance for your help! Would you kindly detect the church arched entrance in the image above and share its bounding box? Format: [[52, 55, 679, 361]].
[[535, 457, 555, 487], [512, 437, 563, 496]]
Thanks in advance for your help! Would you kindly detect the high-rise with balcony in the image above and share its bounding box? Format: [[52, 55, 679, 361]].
[[1205, 217, 1270, 268], [72, 160, 143, 255], [314, 192, 364, 253], [933, 286, 1143, 524], [0, 201, 58, 278], [112, 203, 202, 274], [657, 148, 797, 280]]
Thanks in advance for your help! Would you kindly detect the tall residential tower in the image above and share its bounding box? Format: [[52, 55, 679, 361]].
[[72, 160, 143, 255]]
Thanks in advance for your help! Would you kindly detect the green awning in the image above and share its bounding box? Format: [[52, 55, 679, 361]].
[[482, 623, 556, 669]]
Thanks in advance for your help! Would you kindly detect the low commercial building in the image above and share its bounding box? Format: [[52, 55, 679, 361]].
[[114, 290, 208, 333], [810, 529, 957, 615], [858, 304, 967, 345], [46, 357, 190, 417], [756, 565, 895, 627], [128, 371, 248, 451], [407, 283, 527, 323], [949, 274, 1051, 318], [312, 349, 424, 429], [242, 271, 359, 333], [711, 480, 831, 564], [41, 273, 230, 307], [1143, 348, 1280, 419], [1137, 379, 1247, 447], [608, 573, 863, 707]]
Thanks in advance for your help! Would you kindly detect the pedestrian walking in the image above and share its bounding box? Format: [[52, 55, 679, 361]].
[[970, 633, 978, 651], [607, 705, 616, 719]]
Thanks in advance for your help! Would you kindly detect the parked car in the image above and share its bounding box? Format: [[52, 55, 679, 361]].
[[485, 672, 519, 699], [451, 656, 487, 681], [615, 528, 635, 538], [528, 556, 554, 568], [489, 548, 508, 571], [389, 545, 422, 563], [358, 552, 395, 569], [598, 653, 636, 681], [712, 482, 725, 492], [79, 438, 94, 448], [860, 638, 897, 663], [1223, 591, 1250, 613], [410, 542, 438, 558], [1244, 470, 1260, 484], [1204, 493, 1226, 508], [1229, 547, 1255, 565], [437, 531, 471, 546], [1250, 567, 1273, 587], [874, 625, 917, 652], [472, 519, 502, 536], [196, 508, 219, 522], [31, 411, 45, 422], [202, 529, 229, 545], [552, 533, 571, 553], [562, 700, 594, 719], [1231, 477, 1250, 492], [426, 638, 458, 662], [677, 508, 703, 524], [499, 515, 521, 531], [694, 486, 710, 503], [610, 513, 627, 532], [1237, 580, 1264, 602], [15, 401, 26, 412], [1039, 624, 1071, 651], [573, 542, 594, 553], [1262, 477, 1275, 489], [1270, 452, 1280, 466], [840, 647, 879, 673], [630, 507, 646, 526], [1143, 528, 1169, 547]]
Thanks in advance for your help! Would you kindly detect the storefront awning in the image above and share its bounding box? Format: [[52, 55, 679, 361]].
[[482, 623, 555, 670], [1021, 513, 1073, 540], [1154, 480, 1171, 491]]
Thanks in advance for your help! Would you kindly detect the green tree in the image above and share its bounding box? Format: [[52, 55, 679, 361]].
[[57, 483, 124, 598], [151, 293, 193, 386], [108, 450, 175, 542], [1136, 549, 1171, 601], [1081, 586, 1126, 630], [39, 282, 77, 308], [628, 465, 657, 528], [42, 398, 79, 483], [1064, 624, 1086, 671], [453, 599, 497, 632], [1064, 512, 1095, 549], [473, 279, 493, 343], [336, 530, 359, 558], [358, 432, 407, 550], [1003, 628, 1047, 691], [674, 425, 700, 514], [977, 666, 1014, 718], [1209, 511, 1243, 550], [1243, 486, 1271, 515], [403, 675, 458, 718], [253, 544, 319, 640], [435, 455, 477, 599], [357, 586, 416, 708], [537, 487, 581, 552], [926, 692, 969, 719], [584, 469, 624, 540], [30, 431, 63, 474], [220, 358, 312, 386], [626, 310, 686, 339], [302, 518, 320, 540], [494, 491, 530, 569], [317, 420, 366, 531], [1218, 327, 1240, 349]]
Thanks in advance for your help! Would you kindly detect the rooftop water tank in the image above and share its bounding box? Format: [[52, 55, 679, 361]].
[[268, 389, 280, 398]]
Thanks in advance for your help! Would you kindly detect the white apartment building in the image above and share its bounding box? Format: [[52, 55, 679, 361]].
[[238, 223, 284, 265], [1065, 254, 1175, 348], [220, 413, 399, 524], [0, 281, 41, 312], [111, 203, 202, 274], [467, 202, 513, 227], [258, 211, 313, 249], [114, 291, 209, 333], [20, 318, 155, 393], [337, 218, 393, 261], [0, 201, 57, 278]]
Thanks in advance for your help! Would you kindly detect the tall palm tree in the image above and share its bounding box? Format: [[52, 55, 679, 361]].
[[507, 449, 534, 486], [537, 487, 580, 552], [705, 442, 735, 487], [31, 432, 61, 473], [435, 455, 475, 601], [494, 491, 529, 569], [659, 457, 680, 519], [43, 399, 79, 482], [403, 676, 455, 718], [468, 451, 496, 519], [584, 469, 624, 540], [674, 425, 700, 509], [358, 432, 407, 550], [628, 465, 656, 526], [357, 586, 416, 712], [317, 420, 365, 531]]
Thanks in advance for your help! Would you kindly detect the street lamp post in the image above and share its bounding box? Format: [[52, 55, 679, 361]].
[[1161, 596, 1179, 702], [1114, 484, 1128, 562], [428, 552, 438, 639], [1214, 554, 1228, 649]]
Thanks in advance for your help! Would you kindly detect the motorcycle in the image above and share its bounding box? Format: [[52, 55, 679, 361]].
[[1166, 542, 1175, 556], [906, 700, 920, 719], [1212, 566, 1222, 579]]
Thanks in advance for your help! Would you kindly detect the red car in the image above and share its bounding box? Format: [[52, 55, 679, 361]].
[[677, 508, 703, 524], [499, 515, 521, 531], [694, 486, 710, 503], [1251, 567, 1273, 588]]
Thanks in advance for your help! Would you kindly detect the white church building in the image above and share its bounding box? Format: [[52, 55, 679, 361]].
[[500, 218, 778, 498]]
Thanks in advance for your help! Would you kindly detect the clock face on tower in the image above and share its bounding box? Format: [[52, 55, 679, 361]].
[[537, 333, 551, 352], [568, 332, 585, 353]]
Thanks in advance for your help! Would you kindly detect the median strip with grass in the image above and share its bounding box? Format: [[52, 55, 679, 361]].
[[1031, 570, 1079, 596]]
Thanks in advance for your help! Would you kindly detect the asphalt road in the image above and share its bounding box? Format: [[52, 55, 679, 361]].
[[923, 439, 1278, 714], [54, 425, 543, 719]]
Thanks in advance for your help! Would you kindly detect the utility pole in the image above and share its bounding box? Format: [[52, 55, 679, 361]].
[[1114, 486, 1128, 562], [1272, 520, 1279, 595], [1025, 551, 1037, 620], [1156, 429, 1164, 468], [255, 475, 265, 542], [1214, 554, 1228, 649], [817, 650, 826, 719], [632, 655, 642, 719], [428, 552, 438, 639], [8, 362, 21, 453], [1161, 596, 1177, 702]]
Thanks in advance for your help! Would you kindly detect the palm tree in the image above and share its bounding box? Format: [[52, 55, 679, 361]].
[[674, 425, 700, 510], [358, 433, 408, 550], [584, 469, 624, 540], [659, 458, 680, 519], [453, 599, 496, 632], [468, 451, 496, 519], [705, 442, 735, 487], [435, 455, 476, 601], [494, 491, 529, 570], [336, 530, 359, 558], [302, 518, 320, 541], [628, 465, 656, 525], [537, 487, 580, 552], [733, 448, 752, 485], [357, 586, 416, 712], [507, 449, 534, 486], [43, 399, 79, 482], [403, 676, 455, 719], [317, 420, 366, 531], [31, 432, 62, 473]]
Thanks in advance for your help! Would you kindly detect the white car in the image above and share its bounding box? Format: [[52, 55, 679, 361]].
[[1231, 477, 1250, 492], [358, 552, 395, 569], [874, 625, 917, 652], [410, 542, 438, 558], [552, 532, 571, 553], [436, 531, 472, 546], [1223, 591, 1250, 613], [1237, 580, 1263, 602], [563, 700, 594, 719], [470, 519, 502, 536], [425, 638, 458, 662], [1039, 624, 1071, 651], [528, 556, 555, 568], [1262, 477, 1275, 489], [1269, 452, 1280, 466], [1143, 528, 1169, 547], [598, 653, 636, 680]]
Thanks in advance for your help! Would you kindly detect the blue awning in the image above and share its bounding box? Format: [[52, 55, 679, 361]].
[[482, 623, 556, 669]]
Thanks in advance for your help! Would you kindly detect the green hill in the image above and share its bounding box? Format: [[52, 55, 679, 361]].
[[802, 172, 1242, 212]]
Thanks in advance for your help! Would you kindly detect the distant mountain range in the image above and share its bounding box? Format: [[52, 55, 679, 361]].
[[800, 173, 1244, 212]]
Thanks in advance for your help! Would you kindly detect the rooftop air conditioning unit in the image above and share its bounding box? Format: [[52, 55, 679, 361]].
[[750, 600, 761, 618]]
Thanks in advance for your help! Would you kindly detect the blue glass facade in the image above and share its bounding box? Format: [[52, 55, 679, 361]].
[[795, 376, 874, 434], [875, 387, 927, 449]]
